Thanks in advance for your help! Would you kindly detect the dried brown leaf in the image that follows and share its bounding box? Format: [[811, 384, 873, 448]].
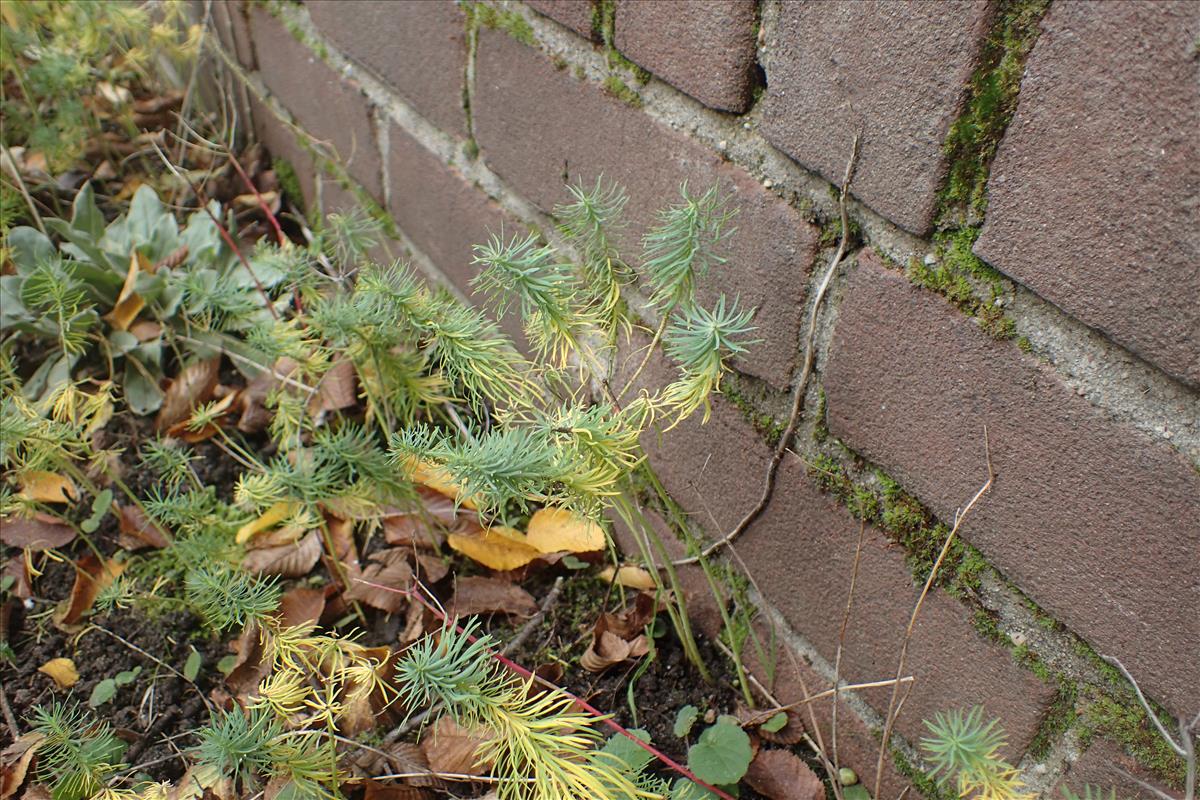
[[1, 733, 42, 800], [57, 556, 125, 626], [116, 503, 170, 550], [2, 557, 32, 599], [37, 657, 79, 689], [0, 514, 75, 550], [525, 507, 605, 554], [156, 357, 220, 431], [449, 576, 537, 619], [309, 357, 357, 414], [744, 749, 825, 800], [277, 586, 326, 628], [420, 717, 491, 776], [241, 529, 322, 578], [344, 550, 413, 614], [16, 473, 78, 505], [446, 526, 541, 572]]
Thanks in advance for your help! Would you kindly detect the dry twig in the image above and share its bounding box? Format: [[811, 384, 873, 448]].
[[674, 130, 861, 566]]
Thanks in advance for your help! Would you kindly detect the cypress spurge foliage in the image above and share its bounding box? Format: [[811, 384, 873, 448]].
[[922, 707, 1033, 800], [27, 702, 127, 800], [396, 621, 646, 800]]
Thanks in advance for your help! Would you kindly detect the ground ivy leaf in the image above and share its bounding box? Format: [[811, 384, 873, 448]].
[[89, 678, 117, 707], [843, 784, 872, 800], [674, 704, 699, 738], [762, 711, 788, 733], [686, 716, 752, 786], [114, 666, 141, 686], [183, 648, 202, 681], [601, 728, 653, 775]]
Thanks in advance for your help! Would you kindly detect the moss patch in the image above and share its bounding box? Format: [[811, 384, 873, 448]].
[[1027, 677, 1078, 760], [892, 748, 955, 800], [1083, 696, 1187, 788], [906, 227, 1017, 341], [601, 75, 643, 108], [939, 0, 1051, 223], [722, 382, 785, 447], [273, 157, 305, 212], [467, 3, 535, 47]]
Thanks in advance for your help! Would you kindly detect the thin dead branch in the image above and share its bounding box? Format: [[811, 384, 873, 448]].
[[674, 129, 861, 567], [833, 520, 867, 769]]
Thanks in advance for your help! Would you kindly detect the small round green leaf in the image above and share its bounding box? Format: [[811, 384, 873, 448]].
[[673, 704, 700, 738], [761, 711, 788, 733], [183, 648, 202, 682], [89, 678, 117, 707], [686, 716, 752, 786]]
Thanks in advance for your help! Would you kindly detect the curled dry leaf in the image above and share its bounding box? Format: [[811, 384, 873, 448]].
[[344, 549, 413, 614], [0, 514, 75, 550], [104, 251, 150, 332], [156, 356, 220, 431], [402, 458, 480, 510], [420, 717, 492, 777], [351, 741, 437, 787], [235, 501, 299, 544], [598, 564, 658, 591], [382, 487, 459, 550], [37, 657, 80, 689], [2, 557, 33, 599], [277, 586, 326, 628], [580, 593, 657, 673], [129, 320, 163, 342], [525, 507, 605, 554], [57, 555, 125, 626], [165, 391, 236, 443], [309, 357, 357, 415], [447, 526, 541, 572], [1, 733, 43, 800], [449, 576, 538, 619], [738, 703, 806, 746], [744, 749, 825, 800], [241, 529, 322, 578], [17, 472, 78, 505], [116, 503, 170, 550], [412, 552, 448, 584], [225, 619, 270, 698]]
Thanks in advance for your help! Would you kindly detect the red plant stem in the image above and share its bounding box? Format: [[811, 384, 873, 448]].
[[226, 147, 287, 247], [358, 579, 734, 800]]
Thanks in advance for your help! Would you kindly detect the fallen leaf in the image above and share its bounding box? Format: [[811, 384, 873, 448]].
[[580, 593, 657, 673], [2, 557, 32, 599], [156, 357, 220, 431], [233, 191, 279, 210], [598, 565, 658, 591], [525, 507, 605, 554], [382, 487, 458, 550], [450, 576, 537, 619], [412, 552, 448, 584], [165, 391, 236, 442], [344, 550, 413, 614], [37, 657, 79, 688], [745, 703, 806, 746], [18, 784, 51, 800], [403, 458, 479, 510], [447, 526, 541, 572], [309, 357, 357, 414], [58, 556, 125, 625], [420, 717, 491, 776], [104, 251, 151, 331], [0, 733, 43, 800], [361, 781, 432, 800], [116, 503, 170, 550], [277, 586, 326, 628], [129, 320, 162, 342], [224, 619, 269, 698], [323, 513, 358, 565], [241, 529, 322, 578], [235, 501, 299, 544], [236, 358, 300, 434], [17, 472, 78, 504], [0, 514, 75, 550], [744, 749, 825, 800]]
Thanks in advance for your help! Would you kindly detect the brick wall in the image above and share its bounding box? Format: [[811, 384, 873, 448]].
[[212, 1, 1198, 796]]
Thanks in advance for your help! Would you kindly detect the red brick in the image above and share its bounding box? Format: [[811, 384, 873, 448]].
[[614, 0, 759, 113], [525, 0, 597, 40], [823, 251, 1200, 716], [384, 123, 529, 348], [248, 6, 382, 200], [473, 29, 819, 390], [1053, 738, 1177, 800], [249, 97, 315, 210], [210, 0, 255, 68], [307, 0, 468, 137], [741, 458, 1054, 759], [761, 1, 992, 234], [973, 2, 1200, 387]]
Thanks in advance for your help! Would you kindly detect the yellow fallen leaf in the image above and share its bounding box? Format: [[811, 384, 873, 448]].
[[104, 251, 152, 331], [38, 657, 79, 688], [598, 565, 659, 590], [402, 458, 480, 510], [235, 501, 299, 544], [447, 526, 541, 572], [18, 471, 78, 504], [525, 507, 606, 554]]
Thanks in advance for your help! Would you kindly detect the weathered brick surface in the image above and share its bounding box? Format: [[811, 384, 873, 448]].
[[384, 123, 530, 347], [614, 0, 759, 113], [974, 2, 1200, 387], [248, 6, 382, 199], [249, 97, 315, 210], [307, 0, 468, 137], [211, 0, 255, 68], [473, 29, 818, 389], [824, 251, 1200, 715], [525, 0, 596, 40], [742, 458, 1053, 758], [761, 1, 992, 234], [1052, 738, 1175, 800]]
